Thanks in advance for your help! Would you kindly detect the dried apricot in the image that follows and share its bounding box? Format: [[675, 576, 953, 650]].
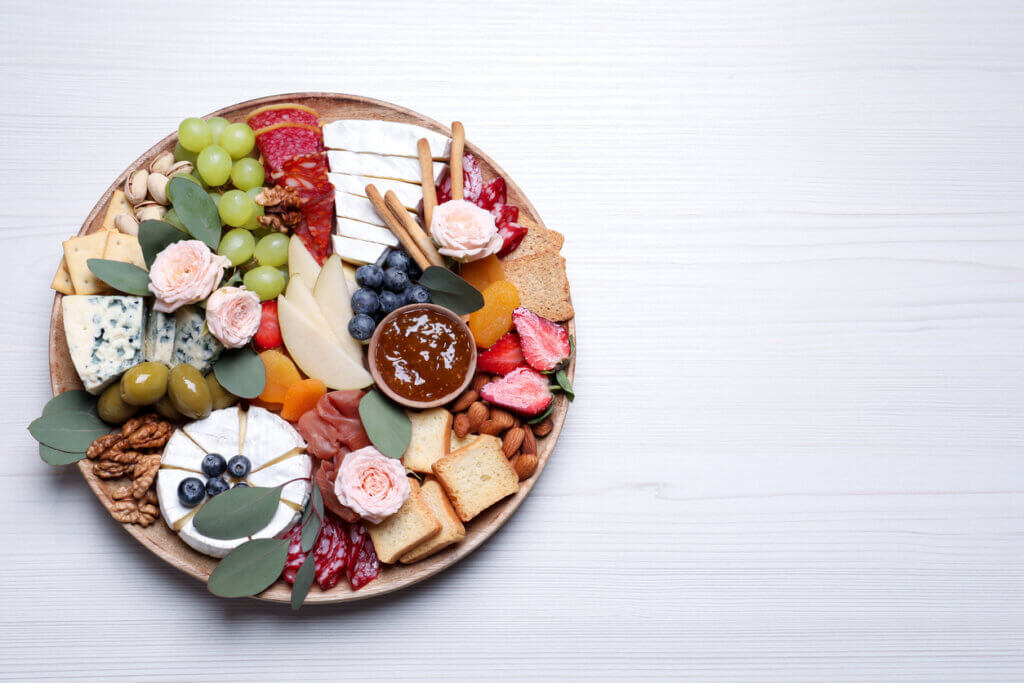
[[280, 378, 327, 421], [249, 397, 283, 413], [468, 280, 520, 348], [460, 255, 505, 293], [258, 349, 302, 403]]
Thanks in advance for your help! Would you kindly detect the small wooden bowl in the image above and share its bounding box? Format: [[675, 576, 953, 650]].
[[367, 303, 477, 410]]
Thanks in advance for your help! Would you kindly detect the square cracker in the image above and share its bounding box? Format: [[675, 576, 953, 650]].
[[401, 408, 453, 474], [502, 251, 574, 322], [51, 258, 75, 295], [63, 231, 112, 295], [504, 222, 564, 260], [103, 231, 147, 270], [366, 479, 441, 564], [432, 435, 519, 522], [101, 190, 132, 231], [400, 478, 466, 563]]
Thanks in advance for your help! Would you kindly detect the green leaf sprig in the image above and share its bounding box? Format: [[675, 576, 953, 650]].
[[213, 347, 266, 399], [30, 390, 103, 465], [87, 259, 151, 296], [139, 220, 190, 267], [418, 266, 484, 315], [207, 538, 290, 598], [193, 485, 284, 540], [167, 176, 222, 250], [358, 390, 411, 459]]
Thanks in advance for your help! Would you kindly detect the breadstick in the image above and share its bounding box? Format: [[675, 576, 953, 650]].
[[365, 184, 430, 271], [450, 121, 465, 201], [418, 138, 438, 229], [384, 190, 445, 268]]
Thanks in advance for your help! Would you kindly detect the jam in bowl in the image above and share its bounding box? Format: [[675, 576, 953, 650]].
[[368, 304, 477, 409]]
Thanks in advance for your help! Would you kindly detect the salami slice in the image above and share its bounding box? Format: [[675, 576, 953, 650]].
[[255, 123, 324, 172], [313, 514, 348, 590], [281, 523, 307, 585], [347, 529, 380, 590], [477, 176, 507, 211], [246, 104, 320, 131], [436, 153, 484, 204]]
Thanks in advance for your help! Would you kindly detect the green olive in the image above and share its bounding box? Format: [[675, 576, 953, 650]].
[[119, 362, 170, 406], [205, 372, 238, 410], [168, 363, 212, 419], [98, 383, 140, 424], [154, 394, 184, 422]]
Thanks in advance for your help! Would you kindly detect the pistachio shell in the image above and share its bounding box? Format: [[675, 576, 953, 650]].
[[124, 169, 149, 205], [166, 160, 194, 177], [149, 151, 175, 175], [134, 201, 167, 222], [114, 212, 140, 236], [147, 173, 170, 205]]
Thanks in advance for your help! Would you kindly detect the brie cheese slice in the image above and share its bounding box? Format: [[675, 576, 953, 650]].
[[181, 407, 242, 458], [331, 235, 390, 266], [242, 406, 307, 471], [328, 173, 423, 211], [322, 119, 450, 158], [327, 150, 446, 184], [335, 218, 400, 247]]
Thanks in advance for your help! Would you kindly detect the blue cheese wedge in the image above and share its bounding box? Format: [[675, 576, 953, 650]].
[[322, 119, 450, 158], [142, 307, 176, 365], [62, 295, 143, 394], [331, 235, 390, 266], [172, 305, 223, 374]]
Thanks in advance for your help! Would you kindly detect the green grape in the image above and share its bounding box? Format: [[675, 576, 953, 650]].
[[178, 117, 212, 153], [207, 191, 222, 208], [218, 228, 256, 266], [254, 233, 289, 267], [163, 208, 186, 231], [173, 141, 198, 165], [219, 123, 256, 160], [196, 145, 232, 186], [229, 158, 265, 191], [207, 116, 229, 144], [219, 189, 256, 228], [241, 210, 262, 231], [244, 265, 286, 301]]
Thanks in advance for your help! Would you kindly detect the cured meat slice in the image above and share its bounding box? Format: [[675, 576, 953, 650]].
[[435, 153, 525, 256], [436, 154, 483, 204], [281, 524, 307, 585], [496, 221, 528, 257], [313, 514, 349, 590], [345, 524, 380, 590], [297, 390, 370, 459], [315, 456, 359, 522], [298, 190, 335, 264], [246, 104, 320, 131], [256, 123, 324, 172], [477, 176, 507, 212]]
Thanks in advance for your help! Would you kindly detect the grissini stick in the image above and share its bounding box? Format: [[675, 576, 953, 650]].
[[384, 190, 445, 268], [450, 121, 465, 201], [365, 183, 430, 271], [418, 138, 438, 230]]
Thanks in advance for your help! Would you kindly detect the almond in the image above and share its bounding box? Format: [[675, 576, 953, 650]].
[[490, 408, 515, 431], [512, 453, 539, 481], [450, 389, 478, 413], [502, 427, 525, 458], [521, 425, 537, 455], [472, 372, 491, 393], [453, 413, 470, 439], [532, 418, 554, 438], [479, 419, 503, 436], [467, 402, 489, 431]]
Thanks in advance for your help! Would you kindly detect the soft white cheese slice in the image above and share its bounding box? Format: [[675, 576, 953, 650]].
[[243, 406, 306, 471], [331, 235, 390, 266], [322, 119, 450, 158], [249, 455, 312, 506], [335, 218, 400, 247], [160, 430, 206, 471], [156, 467, 204, 527], [328, 173, 423, 211], [181, 407, 243, 458], [327, 150, 446, 184], [334, 191, 388, 227], [176, 515, 243, 558]]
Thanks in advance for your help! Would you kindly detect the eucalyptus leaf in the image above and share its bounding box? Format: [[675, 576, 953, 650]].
[[207, 538, 289, 598], [555, 369, 575, 402], [527, 402, 555, 425], [213, 347, 266, 399], [42, 390, 96, 417], [87, 259, 151, 296], [193, 485, 284, 540], [168, 176, 221, 250], [301, 486, 323, 553], [139, 220, 190, 267], [418, 266, 485, 315], [358, 390, 411, 459], [39, 444, 87, 466], [28, 411, 109, 451], [290, 553, 315, 611]]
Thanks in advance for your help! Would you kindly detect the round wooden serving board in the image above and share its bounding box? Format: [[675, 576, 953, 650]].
[[48, 93, 574, 605]]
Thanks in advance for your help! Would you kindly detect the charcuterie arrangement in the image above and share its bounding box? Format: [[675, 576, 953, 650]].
[[31, 98, 574, 606]]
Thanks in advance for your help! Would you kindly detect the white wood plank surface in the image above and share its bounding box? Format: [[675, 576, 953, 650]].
[[3, 0, 1024, 680]]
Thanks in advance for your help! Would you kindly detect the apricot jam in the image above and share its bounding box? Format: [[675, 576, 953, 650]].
[[374, 306, 473, 402]]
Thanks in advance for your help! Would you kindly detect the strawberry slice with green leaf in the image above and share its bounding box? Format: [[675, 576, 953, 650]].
[[512, 307, 571, 372]]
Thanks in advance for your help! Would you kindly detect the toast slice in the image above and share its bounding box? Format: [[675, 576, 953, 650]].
[[432, 435, 519, 522], [401, 408, 452, 474], [400, 478, 466, 563], [502, 251, 574, 322], [448, 431, 476, 453], [366, 479, 441, 564], [505, 222, 564, 260]]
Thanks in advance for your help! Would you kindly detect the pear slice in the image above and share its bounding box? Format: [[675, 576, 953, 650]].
[[285, 276, 339, 344], [313, 255, 364, 361], [288, 235, 321, 290], [277, 295, 372, 390], [342, 262, 359, 296]]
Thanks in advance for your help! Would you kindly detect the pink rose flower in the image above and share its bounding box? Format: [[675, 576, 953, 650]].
[[205, 286, 261, 348], [333, 447, 410, 524], [148, 240, 230, 313], [429, 199, 503, 262]]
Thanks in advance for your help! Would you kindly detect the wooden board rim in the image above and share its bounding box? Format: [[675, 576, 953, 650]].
[[47, 92, 574, 605]]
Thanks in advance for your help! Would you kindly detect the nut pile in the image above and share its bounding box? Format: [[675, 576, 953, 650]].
[[86, 414, 173, 527], [115, 152, 191, 234], [449, 373, 554, 481]]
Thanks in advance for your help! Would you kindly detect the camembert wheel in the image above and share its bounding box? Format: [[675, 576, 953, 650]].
[[156, 406, 311, 558]]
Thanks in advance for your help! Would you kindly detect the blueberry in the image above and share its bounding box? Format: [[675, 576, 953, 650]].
[[201, 453, 227, 478], [385, 250, 413, 272], [407, 261, 423, 281], [405, 284, 432, 304], [351, 288, 380, 315], [177, 477, 205, 507], [379, 290, 404, 314], [205, 477, 230, 497], [348, 314, 376, 341], [227, 454, 251, 478], [383, 267, 410, 292], [233, 482, 250, 489], [355, 264, 384, 290]]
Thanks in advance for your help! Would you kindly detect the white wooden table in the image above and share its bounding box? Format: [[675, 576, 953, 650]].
[[3, 1, 1024, 680]]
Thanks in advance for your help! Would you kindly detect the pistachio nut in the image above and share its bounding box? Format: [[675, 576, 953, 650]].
[[149, 150, 175, 175], [134, 201, 167, 222], [147, 173, 170, 205], [113, 212, 140, 236], [124, 169, 149, 205], [166, 160, 194, 177]]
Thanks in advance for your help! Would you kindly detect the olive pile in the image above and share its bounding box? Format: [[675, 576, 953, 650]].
[[97, 362, 239, 424]]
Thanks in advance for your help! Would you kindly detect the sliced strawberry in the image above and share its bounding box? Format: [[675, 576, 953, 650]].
[[496, 220, 528, 257], [480, 367, 553, 416], [253, 300, 282, 351], [512, 307, 571, 372], [477, 333, 527, 375]]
